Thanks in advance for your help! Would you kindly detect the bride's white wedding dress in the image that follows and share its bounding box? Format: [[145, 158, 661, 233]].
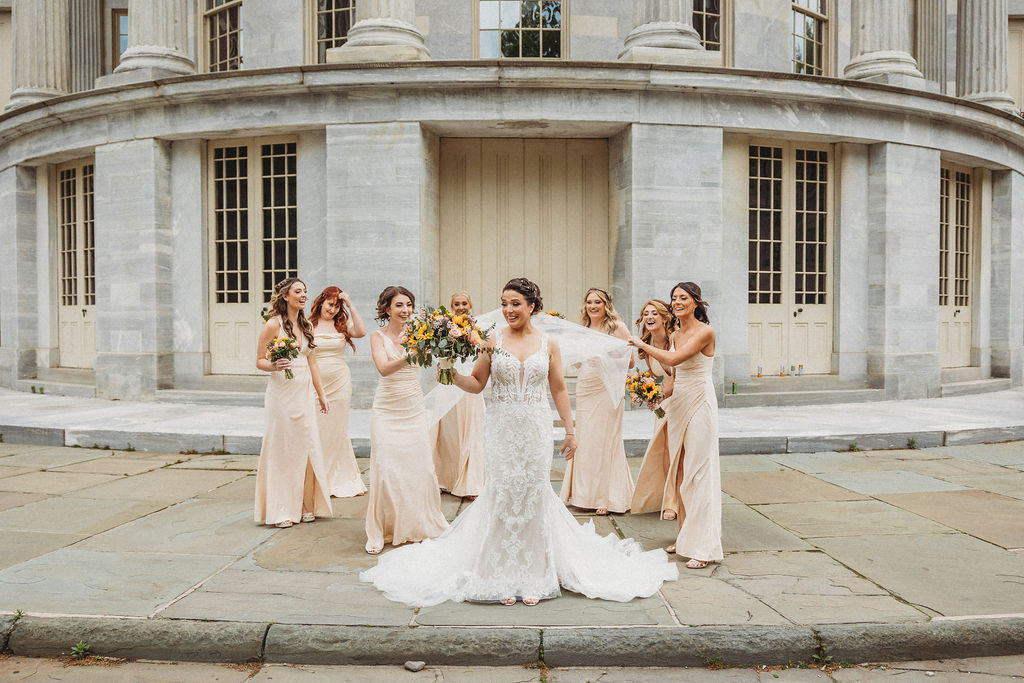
[[359, 329, 678, 606]]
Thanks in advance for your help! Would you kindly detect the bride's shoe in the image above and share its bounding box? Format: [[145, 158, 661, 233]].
[[595, 508, 608, 516], [500, 597, 517, 606], [685, 558, 710, 569], [665, 544, 676, 554], [523, 597, 540, 606], [366, 546, 382, 555]]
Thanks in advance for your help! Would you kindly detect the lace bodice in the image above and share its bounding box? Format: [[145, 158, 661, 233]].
[[490, 330, 549, 405]]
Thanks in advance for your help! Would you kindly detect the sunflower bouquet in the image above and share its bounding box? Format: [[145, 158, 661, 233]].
[[626, 370, 666, 418], [267, 336, 300, 380], [403, 305, 491, 385]]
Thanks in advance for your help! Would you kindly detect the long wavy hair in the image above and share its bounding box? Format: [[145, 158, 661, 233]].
[[634, 299, 677, 360], [268, 277, 316, 349], [579, 287, 623, 334], [310, 286, 355, 351], [375, 285, 415, 324], [671, 281, 710, 324]]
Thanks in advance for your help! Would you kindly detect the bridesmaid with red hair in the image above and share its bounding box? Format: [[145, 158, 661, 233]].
[[310, 286, 368, 498]]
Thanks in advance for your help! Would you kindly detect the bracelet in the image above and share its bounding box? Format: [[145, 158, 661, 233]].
[[565, 432, 575, 437]]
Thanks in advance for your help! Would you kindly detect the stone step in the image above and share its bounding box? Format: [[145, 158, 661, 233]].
[[940, 366, 986, 384], [731, 375, 870, 394], [155, 389, 265, 407], [723, 388, 886, 408], [940, 378, 1012, 397], [13, 378, 96, 398]]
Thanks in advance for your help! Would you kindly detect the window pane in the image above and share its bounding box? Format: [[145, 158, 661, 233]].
[[521, 30, 540, 57], [542, 1, 561, 28], [500, 1, 520, 29], [480, 30, 500, 58], [480, 1, 500, 29], [500, 29, 521, 57], [542, 29, 560, 58], [521, 1, 540, 28]]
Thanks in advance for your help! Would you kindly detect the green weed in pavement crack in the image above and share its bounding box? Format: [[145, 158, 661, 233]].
[[71, 641, 91, 660]]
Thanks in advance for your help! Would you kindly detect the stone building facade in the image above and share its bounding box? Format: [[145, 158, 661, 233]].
[[0, 0, 1022, 408]]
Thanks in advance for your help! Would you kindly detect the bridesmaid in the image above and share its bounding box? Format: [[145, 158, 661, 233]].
[[628, 282, 722, 569], [629, 300, 682, 520], [254, 277, 333, 528], [310, 285, 368, 498], [432, 290, 486, 499], [365, 285, 449, 554], [560, 287, 634, 515]]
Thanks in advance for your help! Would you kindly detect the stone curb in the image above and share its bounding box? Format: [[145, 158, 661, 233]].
[[542, 626, 817, 667], [816, 618, 1024, 664], [6, 616, 267, 662], [6, 617, 1024, 666], [262, 625, 541, 665]]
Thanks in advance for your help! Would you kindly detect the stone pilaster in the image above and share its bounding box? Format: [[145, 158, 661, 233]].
[[93, 139, 175, 401], [618, 0, 715, 66], [990, 170, 1024, 385], [865, 143, 942, 399], [916, 0, 947, 92], [97, 0, 194, 87], [956, 0, 1017, 112], [326, 0, 429, 63], [169, 139, 207, 389], [844, 0, 923, 85], [833, 143, 870, 381], [69, 0, 103, 93], [5, 0, 70, 111], [0, 166, 39, 387], [610, 123, 726, 401]]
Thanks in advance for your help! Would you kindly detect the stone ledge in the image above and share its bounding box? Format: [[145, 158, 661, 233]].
[[263, 625, 541, 665], [945, 425, 1024, 445], [0, 425, 65, 447], [816, 617, 1024, 664], [542, 625, 818, 667], [6, 616, 267, 662]]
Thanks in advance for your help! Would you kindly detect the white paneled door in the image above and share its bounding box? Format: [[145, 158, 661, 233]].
[[56, 160, 97, 369], [208, 139, 298, 375], [938, 165, 973, 368], [439, 138, 610, 318], [747, 144, 833, 376]]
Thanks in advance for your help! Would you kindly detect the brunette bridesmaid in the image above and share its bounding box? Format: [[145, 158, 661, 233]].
[[310, 286, 368, 498], [365, 286, 449, 554], [254, 277, 333, 528], [628, 282, 722, 568], [432, 290, 486, 499], [560, 287, 634, 515], [629, 300, 682, 520]]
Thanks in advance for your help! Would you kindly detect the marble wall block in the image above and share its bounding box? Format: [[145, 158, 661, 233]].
[[93, 138, 175, 400], [0, 165, 39, 386], [297, 130, 329, 298], [732, 0, 791, 72], [242, 0, 305, 69], [417, 0, 472, 60], [834, 143, 870, 381], [169, 139, 207, 388], [865, 143, 942, 399], [990, 169, 1024, 385], [719, 135, 752, 385]]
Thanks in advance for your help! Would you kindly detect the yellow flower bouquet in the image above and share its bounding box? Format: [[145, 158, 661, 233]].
[[267, 336, 300, 379], [626, 370, 666, 418], [403, 305, 491, 385]]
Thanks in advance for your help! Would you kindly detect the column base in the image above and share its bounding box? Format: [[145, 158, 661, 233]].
[[844, 50, 924, 84], [95, 67, 191, 89], [4, 87, 67, 111], [617, 45, 721, 67], [961, 91, 1020, 114], [114, 47, 195, 76], [326, 44, 429, 63]]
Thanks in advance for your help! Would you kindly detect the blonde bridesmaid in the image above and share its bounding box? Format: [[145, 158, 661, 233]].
[[432, 290, 486, 499], [628, 282, 722, 568], [629, 300, 682, 520], [254, 278, 333, 528], [560, 287, 634, 515], [310, 286, 368, 498], [365, 286, 449, 554]]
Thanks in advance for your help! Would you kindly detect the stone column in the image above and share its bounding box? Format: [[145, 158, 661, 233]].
[[865, 143, 942, 399], [916, 0, 947, 92], [93, 139, 175, 401], [610, 123, 726, 401], [0, 166, 39, 387], [844, 0, 923, 85], [618, 0, 716, 66], [5, 0, 70, 111], [956, 0, 1017, 112], [325, 122, 438, 407], [326, 0, 429, 63], [990, 170, 1024, 385], [70, 0, 103, 93], [98, 0, 195, 86]]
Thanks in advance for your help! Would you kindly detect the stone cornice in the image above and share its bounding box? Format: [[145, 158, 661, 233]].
[[0, 60, 1021, 168]]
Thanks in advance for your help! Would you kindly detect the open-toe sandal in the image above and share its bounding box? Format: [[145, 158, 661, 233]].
[[300, 512, 316, 523], [275, 520, 294, 528], [366, 547, 382, 555], [523, 597, 540, 606], [685, 558, 709, 569], [662, 510, 677, 521], [595, 508, 608, 516], [500, 597, 516, 606], [664, 544, 676, 554]]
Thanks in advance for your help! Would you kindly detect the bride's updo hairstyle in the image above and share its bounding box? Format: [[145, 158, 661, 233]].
[[502, 277, 543, 314], [375, 285, 415, 324]]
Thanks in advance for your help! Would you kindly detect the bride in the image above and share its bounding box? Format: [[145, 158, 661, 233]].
[[359, 278, 678, 606]]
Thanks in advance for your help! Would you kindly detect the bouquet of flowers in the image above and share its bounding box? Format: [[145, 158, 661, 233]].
[[626, 370, 666, 418], [267, 336, 300, 379], [403, 305, 491, 385]]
